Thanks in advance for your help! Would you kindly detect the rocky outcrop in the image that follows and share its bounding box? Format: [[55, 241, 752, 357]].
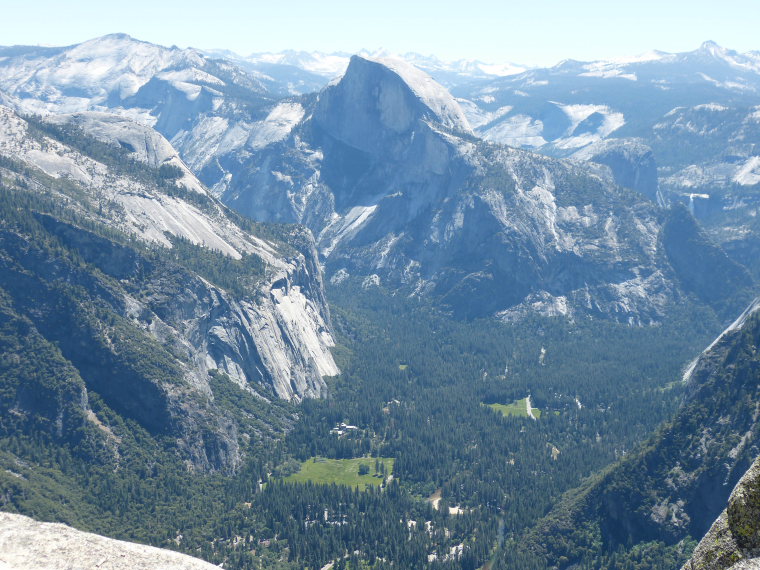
[[0, 512, 219, 570], [683, 457, 760, 570], [572, 138, 660, 203], [45, 111, 206, 192]]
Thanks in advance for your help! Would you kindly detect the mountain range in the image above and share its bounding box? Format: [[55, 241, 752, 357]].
[[1, 33, 760, 570], [453, 42, 760, 274], [195, 41, 760, 278]]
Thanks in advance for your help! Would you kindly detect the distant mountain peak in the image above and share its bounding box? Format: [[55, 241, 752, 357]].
[[605, 49, 668, 65], [699, 39, 723, 51], [311, 54, 472, 158], [78, 33, 156, 49], [97, 32, 135, 41], [553, 58, 585, 69], [694, 39, 734, 60]]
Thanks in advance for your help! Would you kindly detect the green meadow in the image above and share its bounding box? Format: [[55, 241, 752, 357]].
[[283, 457, 395, 490], [486, 398, 542, 419]]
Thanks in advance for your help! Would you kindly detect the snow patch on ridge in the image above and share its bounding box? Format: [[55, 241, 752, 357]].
[[665, 157, 760, 189], [248, 102, 305, 149], [481, 114, 546, 147], [458, 99, 513, 129], [581, 62, 637, 80], [553, 103, 625, 149]]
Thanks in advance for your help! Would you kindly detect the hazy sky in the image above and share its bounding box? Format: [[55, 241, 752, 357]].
[[3, 0, 758, 65]]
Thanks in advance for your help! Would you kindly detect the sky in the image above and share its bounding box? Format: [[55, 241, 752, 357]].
[[2, 0, 758, 66]]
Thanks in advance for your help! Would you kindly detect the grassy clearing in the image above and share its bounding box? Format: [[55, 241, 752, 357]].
[[486, 398, 542, 419], [283, 457, 395, 490]]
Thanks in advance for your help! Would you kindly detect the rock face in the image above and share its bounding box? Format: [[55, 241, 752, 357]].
[[29, 215, 336, 402], [0, 512, 219, 570], [0, 104, 337, 396], [0, 103, 337, 471], [46, 111, 204, 189], [314, 55, 473, 144], [683, 457, 760, 570]]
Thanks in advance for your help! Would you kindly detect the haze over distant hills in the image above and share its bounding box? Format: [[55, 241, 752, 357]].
[[203, 47, 528, 93]]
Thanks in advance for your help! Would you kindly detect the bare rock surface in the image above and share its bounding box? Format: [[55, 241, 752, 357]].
[[682, 456, 760, 570], [0, 512, 219, 569]]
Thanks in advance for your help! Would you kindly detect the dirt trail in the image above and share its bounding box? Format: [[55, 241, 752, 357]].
[[526, 395, 536, 420]]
